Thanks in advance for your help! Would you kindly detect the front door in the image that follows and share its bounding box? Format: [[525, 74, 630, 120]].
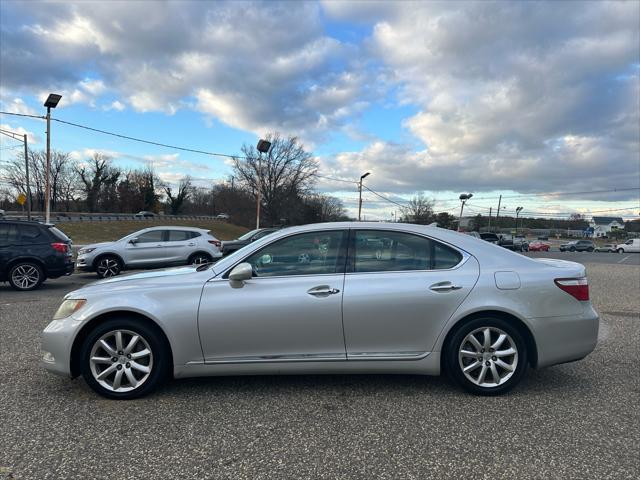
[[198, 230, 348, 362], [342, 229, 480, 359], [124, 229, 167, 266]]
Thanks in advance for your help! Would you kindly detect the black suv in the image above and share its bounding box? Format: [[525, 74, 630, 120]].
[[559, 240, 595, 252], [0, 220, 74, 291]]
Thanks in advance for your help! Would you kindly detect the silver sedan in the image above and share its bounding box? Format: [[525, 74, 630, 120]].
[[42, 222, 599, 399]]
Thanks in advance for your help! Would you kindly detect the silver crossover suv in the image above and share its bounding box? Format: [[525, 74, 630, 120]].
[[76, 226, 222, 278], [43, 222, 599, 399]]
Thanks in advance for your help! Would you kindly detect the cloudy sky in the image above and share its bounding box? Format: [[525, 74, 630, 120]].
[[1, 0, 639, 220]]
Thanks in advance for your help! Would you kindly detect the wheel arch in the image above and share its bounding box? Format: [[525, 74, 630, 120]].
[[440, 310, 538, 372], [187, 250, 213, 262], [92, 252, 125, 269], [69, 310, 174, 378], [7, 256, 48, 276]]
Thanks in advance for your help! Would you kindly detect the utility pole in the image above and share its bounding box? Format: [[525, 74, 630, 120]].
[[488, 207, 492, 230], [495, 194, 502, 231], [358, 172, 370, 221], [24, 134, 31, 220]]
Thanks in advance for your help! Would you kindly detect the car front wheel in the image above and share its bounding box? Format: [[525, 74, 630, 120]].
[[80, 318, 170, 399], [8, 262, 44, 291], [95, 255, 122, 278], [617, 248, 624, 253], [445, 317, 528, 395], [188, 253, 213, 265]]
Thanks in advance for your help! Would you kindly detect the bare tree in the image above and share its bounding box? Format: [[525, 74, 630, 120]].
[[402, 194, 435, 224], [77, 153, 121, 212], [164, 176, 193, 215], [232, 134, 318, 224], [303, 194, 349, 222]]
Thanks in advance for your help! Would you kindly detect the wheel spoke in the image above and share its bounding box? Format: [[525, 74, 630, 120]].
[[491, 333, 507, 350], [467, 335, 483, 351], [495, 347, 516, 357], [463, 361, 482, 373], [99, 339, 117, 356], [130, 361, 150, 373], [96, 364, 117, 380], [460, 350, 478, 358], [91, 356, 112, 364], [482, 328, 491, 350], [477, 364, 488, 384], [124, 335, 139, 354], [115, 331, 123, 351], [496, 359, 514, 372], [490, 363, 501, 384], [124, 368, 138, 388], [130, 348, 150, 360], [112, 369, 124, 390]]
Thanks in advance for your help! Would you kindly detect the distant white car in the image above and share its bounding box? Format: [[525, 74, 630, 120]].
[[76, 226, 223, 278], [615, 238, 640, 253], [216, 213, 230, 220]]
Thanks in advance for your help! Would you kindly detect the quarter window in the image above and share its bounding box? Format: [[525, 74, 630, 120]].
[[244, 231, 345, 277], [18, 225, 42, 242], [167, 230, 192, 242], [353, 230, 462, 272]]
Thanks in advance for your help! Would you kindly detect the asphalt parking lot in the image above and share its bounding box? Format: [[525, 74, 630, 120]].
[[1, 258, 639, 479]]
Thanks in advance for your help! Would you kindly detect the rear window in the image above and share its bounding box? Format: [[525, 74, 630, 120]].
[[49, 226, 70, 242]]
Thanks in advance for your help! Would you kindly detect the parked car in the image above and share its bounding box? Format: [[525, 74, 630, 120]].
[[134, 211, 155, 218], [594, 244, 616, 253], [537, 235, 549, 241], [216, 213, 230, 220], [221, 228, 279, 255], [42, 222, 599, 399], [76, 226, 223, 278], [559, 240, 595, 252], [479, 232, 500, 244], [615, 238, 640, 253], [0, 220, 74, 291], [528, 240, 550, 252]]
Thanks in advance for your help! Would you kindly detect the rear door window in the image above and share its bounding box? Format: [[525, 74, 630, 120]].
[[0, 224, 20, 246], [167, 230, 192, 242]]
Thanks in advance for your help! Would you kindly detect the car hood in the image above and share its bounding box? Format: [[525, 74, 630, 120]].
[[222, 240, 247, 246], [81, 241, 117, 250]]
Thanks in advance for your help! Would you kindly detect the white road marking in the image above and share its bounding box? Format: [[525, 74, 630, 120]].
[[617, 255, 631, 264]]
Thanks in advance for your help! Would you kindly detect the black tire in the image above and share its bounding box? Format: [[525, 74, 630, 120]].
[[617, 248, 624, 254], [80, 317, 170, 399], [587, 247, 594, 252], [445, 316, 528, 396], [569, 247, 576, 252], [8, 261, 44, 291], [95, 255, 122, 278], [188, 252, 213, 265]]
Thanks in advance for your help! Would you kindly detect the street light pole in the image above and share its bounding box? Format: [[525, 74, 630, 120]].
[[515, 206, 523, 235], [458, 193, 473, 231], [358, 172, 370, 221], [255, 139, 272, 229], [43, 93, 61, 223], [24, 134, 31, 220]]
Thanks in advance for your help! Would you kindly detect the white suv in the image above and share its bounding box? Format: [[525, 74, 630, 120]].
[[77, 226, 223, 278], [615, 238, 640, 253]]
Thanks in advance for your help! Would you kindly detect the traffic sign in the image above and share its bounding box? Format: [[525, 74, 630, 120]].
[[17, 193, 27, 205]]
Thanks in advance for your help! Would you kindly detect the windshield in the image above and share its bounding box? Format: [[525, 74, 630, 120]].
[[238, 229, 261, 241]]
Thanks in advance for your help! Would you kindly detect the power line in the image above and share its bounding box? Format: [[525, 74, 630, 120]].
[[0, 111, 45, 120]]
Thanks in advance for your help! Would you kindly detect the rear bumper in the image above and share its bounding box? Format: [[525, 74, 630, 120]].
[[48, 261, 75, 278], [529, 304, 599, 368]]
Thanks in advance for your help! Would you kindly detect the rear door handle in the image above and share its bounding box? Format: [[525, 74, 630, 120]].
[[307, 285, 341, 297], [429, 282, 462, 292]]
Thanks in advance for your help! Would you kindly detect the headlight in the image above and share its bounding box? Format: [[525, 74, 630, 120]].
[[78, 247, 96, 255], [53, 299, 87, 320]]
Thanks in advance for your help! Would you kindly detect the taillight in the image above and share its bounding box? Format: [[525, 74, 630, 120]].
[[51, 242, 69, 253], [555, 277, 589, 301], [208, 239, 221, 248]]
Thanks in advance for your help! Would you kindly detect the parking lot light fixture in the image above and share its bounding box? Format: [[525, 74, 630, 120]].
[[516, 206, 523, 234], [255, 139, 272, 229], [458, 193, 473, 231], [358, 172, 370, 221], [44, 93, 62, 224]]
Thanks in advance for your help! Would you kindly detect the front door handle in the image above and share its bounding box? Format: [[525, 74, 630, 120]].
[[429, 282, 462, 292], [307, 285, 340, 297]]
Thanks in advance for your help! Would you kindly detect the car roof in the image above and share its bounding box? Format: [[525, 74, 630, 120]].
[[138, 225, 208, 232], [0, 219, 53, 227]]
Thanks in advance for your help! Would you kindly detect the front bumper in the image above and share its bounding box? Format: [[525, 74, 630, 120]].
[[530, 304, 599, 368], [76, 254, 96, 272], [41, 315, 83, 377]]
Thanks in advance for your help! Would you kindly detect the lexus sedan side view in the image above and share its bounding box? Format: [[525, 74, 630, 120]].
[[76, 226, 222, 278], [42, 222, 599, 399]]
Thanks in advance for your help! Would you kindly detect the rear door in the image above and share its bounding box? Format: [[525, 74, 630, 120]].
[[0, 223, 20, 276], [164, 230, 197, 263], [342, 229, 479, 359]]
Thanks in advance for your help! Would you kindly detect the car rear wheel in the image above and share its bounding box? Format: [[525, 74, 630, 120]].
[[80, 318, 170, 399], [188, 252, 213, 265], [445, 317, 528, 395], [617, 248, 624, 253], [8, 262, 44, 291], [95, 255, 122, 278]]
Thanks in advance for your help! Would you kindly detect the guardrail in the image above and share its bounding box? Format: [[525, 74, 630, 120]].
[[1, 212, 227, 223]]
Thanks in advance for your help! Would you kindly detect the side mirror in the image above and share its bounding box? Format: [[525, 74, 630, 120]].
[[228, 262, 253, 288], [129, 237, 139, 244]]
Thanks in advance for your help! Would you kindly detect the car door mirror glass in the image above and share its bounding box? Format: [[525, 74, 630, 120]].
[[228, 262, 253, 287]]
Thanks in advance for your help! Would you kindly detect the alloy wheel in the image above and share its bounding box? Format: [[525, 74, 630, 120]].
[[191, 255, 211, 265], [97, 258, 120, 277], [458, 327, 518, 388], [89, 329, 153, 393], [10, 264, 41, 290]]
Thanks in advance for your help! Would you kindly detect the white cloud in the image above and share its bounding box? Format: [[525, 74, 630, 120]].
[[0, 123, 41, 145]]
